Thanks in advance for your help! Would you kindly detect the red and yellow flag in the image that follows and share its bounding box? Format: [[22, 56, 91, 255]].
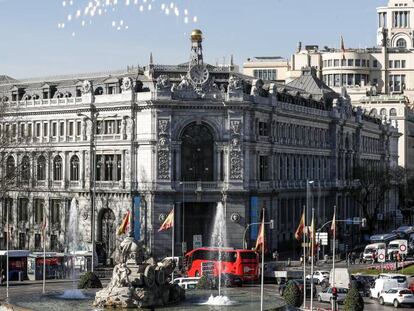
[[158, 209, 174, 232], [117, 211, 130, 235], [255, 217, 265, 253], [295, 211, 305, 241], [341, 35, 346, 60], [41, 218, 47, 237]]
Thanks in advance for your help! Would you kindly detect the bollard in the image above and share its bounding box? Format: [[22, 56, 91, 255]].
[[287, 258, 291, 267]]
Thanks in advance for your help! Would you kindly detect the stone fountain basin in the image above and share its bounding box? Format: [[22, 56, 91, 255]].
[[10, 286, 285, 311]]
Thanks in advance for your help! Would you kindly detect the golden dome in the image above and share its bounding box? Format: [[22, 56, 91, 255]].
[[191, 29, 203, 42]]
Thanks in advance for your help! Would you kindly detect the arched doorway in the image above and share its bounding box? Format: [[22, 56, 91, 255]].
[[181, 122, 214, 181], [98, 209, 116, 264]]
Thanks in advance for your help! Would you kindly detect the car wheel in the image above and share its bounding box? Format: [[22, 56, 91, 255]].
[[379, 297, 384, 305], [394, 299, 400, 308], [318, 295, 322, 302]]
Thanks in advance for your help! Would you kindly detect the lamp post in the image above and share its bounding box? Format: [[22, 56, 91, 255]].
[[242, 220, 274, 249], [179, 181, 186, 255], [77, 109, 117, 272]]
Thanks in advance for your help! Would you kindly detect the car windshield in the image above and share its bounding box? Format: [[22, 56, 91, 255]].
[[338, 288, 348, 293], [393, 276, 407, 282], [388, 244, 398, 249], [240, 252, 257, 260], [364, 248, 375, 253], [400, 290, 412, 295]]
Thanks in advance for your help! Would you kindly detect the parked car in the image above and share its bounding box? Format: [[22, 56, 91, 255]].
[[317, 287, 348, 304], [306, 271, 329, 284], [279, 279, 317, 298], [379, 288, 414, 308], [351, 276, 372, 297]]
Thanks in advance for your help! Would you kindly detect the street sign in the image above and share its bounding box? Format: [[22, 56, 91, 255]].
[[399, 241, 408, 255], [377, 249, 386, 263], [345, 218, 353, 225], [316, 232, 328, 246], [193, 235, 202, 249]]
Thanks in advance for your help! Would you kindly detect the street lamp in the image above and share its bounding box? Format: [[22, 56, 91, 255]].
[[243, 219, 274, 250], [77, 110, 117, 272]]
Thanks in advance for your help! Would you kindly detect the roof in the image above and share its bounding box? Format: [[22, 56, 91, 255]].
[[0, 75, 18, 85], [287, 67, 339, 102]]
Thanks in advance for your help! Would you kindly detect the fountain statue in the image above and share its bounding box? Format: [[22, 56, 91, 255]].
[[94, 237, 185, 308]]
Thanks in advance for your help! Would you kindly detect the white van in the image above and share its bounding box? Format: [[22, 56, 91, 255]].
[[172, 277, 200, 290], [387, 240, 408, 257], [370, 278, 399, 299], [363, 243, 386, 262], [329, 268, 351, 289], [378, 274, 408, 288]]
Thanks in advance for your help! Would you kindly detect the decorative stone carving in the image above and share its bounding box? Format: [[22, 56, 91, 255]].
[[81, 80, 92, 94], [155, 75, 171, 91], [121, 77, 133, 92], [228, 75, 243, 92], [94, 237, 185, 309], [157, 119, 170, 180], [251, 79, 265, 97], [229, 120, 242, 180]]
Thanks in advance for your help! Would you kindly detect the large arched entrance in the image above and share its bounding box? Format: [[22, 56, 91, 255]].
[[98, 209, 116, 264], [181, 122, 214, 181]]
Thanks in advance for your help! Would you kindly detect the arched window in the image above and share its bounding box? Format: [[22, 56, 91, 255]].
[[94, 87, 104, 96], [390, 108, 397, 116], [370, 108, 378, 116], [70, 155, 80, 181], [380, 108, 387, 116], [37, 155, 46, 181], [21, 156, 30, 182], [396, 38, 407, 48], [6, 156, 15, 179], [53, 155, 62, 181]]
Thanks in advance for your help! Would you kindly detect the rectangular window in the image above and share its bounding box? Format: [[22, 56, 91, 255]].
[[68, 122, 74, 136], [19, 233, 26, 250], [334, 74, 340, 87], [355, 59, 361, 67], [373, 60, 378, 67], [52, 122, 57, 137], [334, 59, 339, 67], [34, 198, 44, 224], [259, 156, 269, 181], [18, 198, 28, 222], [51, 235, 58, 251], [50, 200, 61, 225], [28, 124, 32, 138], [341, 59, 346, 66], [20, 123, 25, 138], [116, 120, 122, 134], [402, 60, 406, 68], [367, 60, 370, 67], [328, 60, 333, 67], [258, 122, 269, 136], [389, 60, 393, 68], [35, 234, 41, 250], [395, 60, 401, 68], [76, 121, 81, 136], [43, 123, 48, 137], [362, 59, 367, 67], [348, 59, 354, 66], [36, 123, 41, 137], [60, 122, 65, 136]]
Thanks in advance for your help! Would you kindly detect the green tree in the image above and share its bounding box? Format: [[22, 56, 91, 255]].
[[78, 272, 102, 289], [344, 286, 364, 311], [283, 281, 302, 308]]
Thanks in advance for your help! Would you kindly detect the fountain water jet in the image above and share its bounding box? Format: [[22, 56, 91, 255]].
[[59, 198, 87, 300], [203, 202, 236, 306]]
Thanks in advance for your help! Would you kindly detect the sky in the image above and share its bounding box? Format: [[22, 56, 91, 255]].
[[0, 0, 387, 79]]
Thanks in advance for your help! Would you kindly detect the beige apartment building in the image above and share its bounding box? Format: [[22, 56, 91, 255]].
[[243, 0, 414, 170]]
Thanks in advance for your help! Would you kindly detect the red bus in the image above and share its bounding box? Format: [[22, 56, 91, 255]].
[[184, 247, 259, 282]]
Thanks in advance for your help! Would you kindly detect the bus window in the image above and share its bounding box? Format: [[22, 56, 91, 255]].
[[221, 252, 237, 263], [240, 252, 258, 260]]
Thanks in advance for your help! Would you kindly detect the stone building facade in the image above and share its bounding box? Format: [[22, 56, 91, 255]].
[[0, 30, 399, 261]]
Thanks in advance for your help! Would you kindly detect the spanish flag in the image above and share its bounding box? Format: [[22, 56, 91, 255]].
[[255, 213, 265, 253], [340, 35, 346, 60], [295, 211, 305, 241], [117, 211, 130, 235], [158, 208, 174, 232]]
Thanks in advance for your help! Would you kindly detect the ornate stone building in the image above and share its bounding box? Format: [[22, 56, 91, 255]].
[[0, 30, 399, 261]]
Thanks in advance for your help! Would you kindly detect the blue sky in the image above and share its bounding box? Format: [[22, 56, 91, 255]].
[[0, 0, 385, 78]]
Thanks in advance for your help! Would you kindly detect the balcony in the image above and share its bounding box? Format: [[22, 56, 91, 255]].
[[174, 181, 226, 192]]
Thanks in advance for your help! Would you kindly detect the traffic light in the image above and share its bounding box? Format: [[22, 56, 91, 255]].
[[332, 287, 338, 300], [361, 218, 367, 228]]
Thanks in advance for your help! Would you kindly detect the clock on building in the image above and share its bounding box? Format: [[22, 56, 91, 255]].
[[189, 64, 209, 85]]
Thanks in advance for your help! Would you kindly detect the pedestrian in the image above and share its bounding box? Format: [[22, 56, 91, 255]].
[[300, 256, 303, 265], [272, 250, 279, 262], [0, 269, 4, 285]]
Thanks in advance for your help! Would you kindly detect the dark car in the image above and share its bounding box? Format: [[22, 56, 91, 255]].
[[279, 279, 317, 298], [351, 276, 372, 297], [212, 273, 243, 288]]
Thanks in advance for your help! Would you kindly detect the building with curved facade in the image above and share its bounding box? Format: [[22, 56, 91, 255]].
[[0, 30, 399, 261]]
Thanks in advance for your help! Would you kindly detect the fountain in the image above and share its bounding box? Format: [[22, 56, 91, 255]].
[[203, 202, 235, 306], [60, 198, 87, 300]]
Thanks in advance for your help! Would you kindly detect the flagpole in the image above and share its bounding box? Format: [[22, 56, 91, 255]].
[[260, 209, 265, 311], [303, 205, 306, 309], [42, 204, 46, 295], [310, 207, 315, 311], [6, 209, 9, 301], [172, 207, 175, 282], [332, 205, 337, 311]]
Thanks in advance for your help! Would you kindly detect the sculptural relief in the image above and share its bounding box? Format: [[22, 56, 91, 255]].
[[229, 120, 243, 179], [82, 80, 92, 94], [157, 119, 171, 180]]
